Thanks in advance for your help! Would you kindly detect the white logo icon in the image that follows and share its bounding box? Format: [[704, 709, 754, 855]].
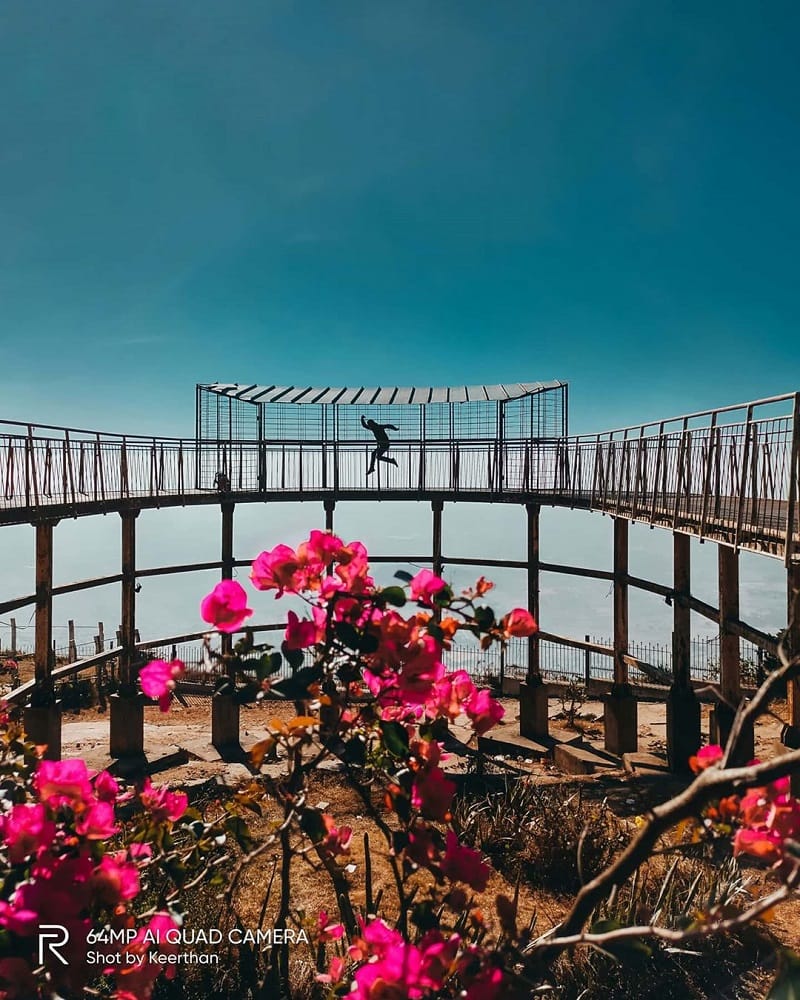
[[38, 925, 69, 966]]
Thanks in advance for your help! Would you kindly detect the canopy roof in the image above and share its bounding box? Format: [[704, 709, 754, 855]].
[[201, 381, 564, 406]]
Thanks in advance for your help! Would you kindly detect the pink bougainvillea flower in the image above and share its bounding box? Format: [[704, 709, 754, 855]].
[[284, 610, 319, 650], [335, 540, 373, 591], [317, 910, 344, 942], [320, 813, 353, 855], [465, 689, 505, 736], [411, 767, 456, 822], [440, 831, 491, 892], [418, 930, 461, 991], [139, 659, 185, 712], [399, 636, 446, 704], [0, 803, 56, 865], [689, 744, 724, 774], [200, 579, 253, 633], [250, 544, 303, 596], [500, 608, 538, 637], [90, 853, 140, 907], [75, 800, 118, 840], [316, 954, 346, 985], [139, 779, 187, 824], [409, 569, 447, 606], [733, 827, 782, 863], [0, 900, 39, 937], [297, 530, 344, 578], [34, 759, 94, 809]]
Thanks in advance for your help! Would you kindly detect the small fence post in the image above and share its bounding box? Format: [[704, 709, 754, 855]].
[[499, 643, 506, 693], [584, 634, 591, 686], [10, 619, 16, 656], [94, 634, 102, 655], [68, 620, 77, 662]]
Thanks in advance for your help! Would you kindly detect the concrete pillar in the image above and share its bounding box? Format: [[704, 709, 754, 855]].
[[710, 546, 754, 763], [213, 501, 240, 749], [110, 510, 144, 760], [605, 518, 638, 755], [25, 520, 62, 759], [520, 503, 548, 741], [666, 533, 701, 772]]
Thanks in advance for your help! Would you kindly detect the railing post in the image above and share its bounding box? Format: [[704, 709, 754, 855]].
[[25, 518, 62, 759], [785, 393, 800, 567], [584, 634, 591, 687], [605, 517, 638, 755], [666, 533, 701, 772]]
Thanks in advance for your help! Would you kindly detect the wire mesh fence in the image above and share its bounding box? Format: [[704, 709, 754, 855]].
[[0, 628, 773, 697]]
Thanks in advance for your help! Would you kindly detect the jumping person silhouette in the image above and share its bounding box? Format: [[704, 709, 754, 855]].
[[361, 414, 399, 475]]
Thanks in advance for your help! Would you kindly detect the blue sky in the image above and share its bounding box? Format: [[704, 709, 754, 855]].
[[1, 0, 798, 434], [0, 1, 796, 650]]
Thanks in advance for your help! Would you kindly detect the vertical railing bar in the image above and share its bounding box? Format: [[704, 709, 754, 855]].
[[785, 393, 800, 567], [699, 412, 717, 539], [649, 422, 665, 525], [734, 404, 754, 551]]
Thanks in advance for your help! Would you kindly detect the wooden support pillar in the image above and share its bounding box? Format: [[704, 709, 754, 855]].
[[25, 519, 62, 759], [213, 500, 241, 751], [605, 518, 637, 755], [520, 503, 549, 740], [526, 503, 541, 680], [667, 533, 701, 772], [613, 517, 629, 687], [782, 561, 800, 754], [220, 501, 235, 654], [34, 520, 55, 689], [120, 511, 139, 684], [111, 510, 143, 761], [711, 545, 753, 762]]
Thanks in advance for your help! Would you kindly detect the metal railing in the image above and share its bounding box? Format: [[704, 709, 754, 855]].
[[1, 393, 798, 560]]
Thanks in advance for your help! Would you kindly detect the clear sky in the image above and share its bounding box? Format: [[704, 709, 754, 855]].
[[1, 0, 798, 435], [0, 2, 796, 653]]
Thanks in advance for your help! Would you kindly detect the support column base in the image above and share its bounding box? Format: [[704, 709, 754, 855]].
[[212, 693, 240, 751], [604, 684, 638, 755], [24, 704, 62, 760], [709, 702, 754, 766], [519, 680, 549, 741], [666, 685, 702, 774], [109, 694, 145, 760]]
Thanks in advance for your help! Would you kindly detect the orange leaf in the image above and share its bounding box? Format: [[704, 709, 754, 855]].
[[288, 715, 318, 730], [248, 737, 276, 769]]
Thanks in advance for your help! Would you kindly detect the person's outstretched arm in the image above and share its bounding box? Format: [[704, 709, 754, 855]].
[[385, 423, 399, 431], [360, 415, 368, 429]]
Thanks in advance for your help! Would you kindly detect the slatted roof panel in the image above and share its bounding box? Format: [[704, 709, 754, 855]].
[[202, 381, 564, 405]]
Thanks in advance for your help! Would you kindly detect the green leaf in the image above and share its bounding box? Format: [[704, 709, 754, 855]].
[[280, 641, 305, 671], [473, 605, 496, 631], [381, 586, 407, 607], [271, 665, 323, 700], [224, 815, 256, 853], [769, 951, 800, 1000], [394, 570, 414, 583], [335, 621, 361, 649], [380, 720, 409, 757]]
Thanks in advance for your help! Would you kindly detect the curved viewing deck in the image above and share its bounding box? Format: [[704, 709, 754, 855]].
[[1, 388, 797, 563], [1, 381, 799, 772]]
